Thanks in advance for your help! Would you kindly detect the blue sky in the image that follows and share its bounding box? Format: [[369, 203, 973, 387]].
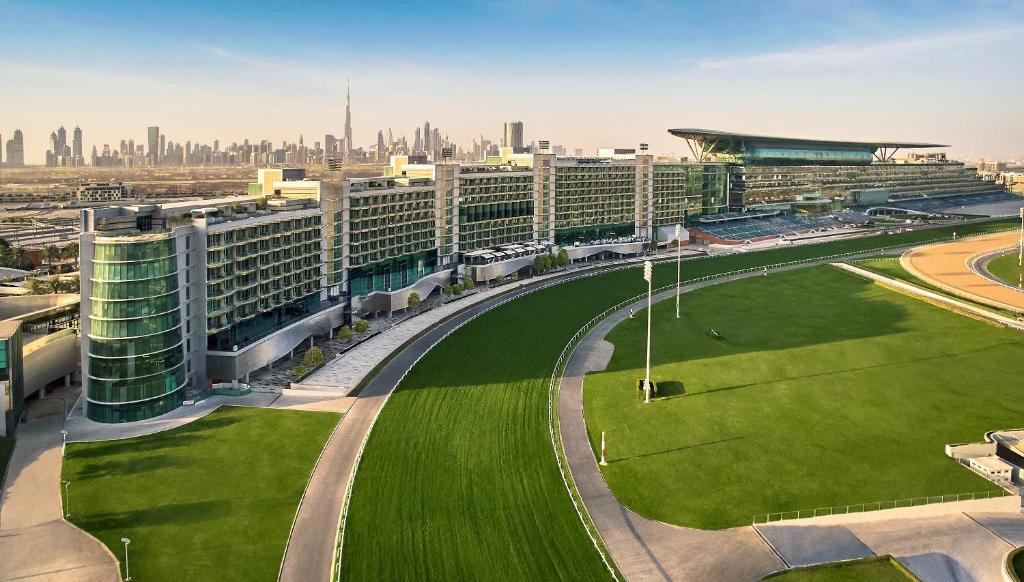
[[1, 0, 1022, 163]]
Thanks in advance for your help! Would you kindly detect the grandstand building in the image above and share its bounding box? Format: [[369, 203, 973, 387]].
[[78, 132, 1013, 423], [668, 129, 1012, 243]]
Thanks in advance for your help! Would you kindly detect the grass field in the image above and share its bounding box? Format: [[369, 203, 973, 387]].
[[0, 436, 12, 489], [584, 265, 1022, 529], [763, 556, 917, 581], [987, 251, 1024, 288], [62, 406, 339, 582], [1011, 546, 1024, 580], [340, 218, 1018, 580]]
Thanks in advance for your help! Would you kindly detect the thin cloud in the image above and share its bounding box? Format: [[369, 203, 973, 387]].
[[698, 25, 1024, 70]]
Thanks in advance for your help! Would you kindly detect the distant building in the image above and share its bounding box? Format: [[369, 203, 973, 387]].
[[598, 148, 637, 160], [4, 130, 25, 167], [503, 121, 524, 151], [147, 126, 160, 164], [72, 182, 133, 204]]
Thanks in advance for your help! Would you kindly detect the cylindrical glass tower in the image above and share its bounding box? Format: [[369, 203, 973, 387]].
[[86, 235, 187, 423]]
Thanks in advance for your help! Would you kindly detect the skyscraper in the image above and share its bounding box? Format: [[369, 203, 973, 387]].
[[344, 78, 353, 163], [5, 130, 25, 167], [413, 127, 422, 153], [423, 121, 432, 154], [503, 121, 524, 151], [377, 130, 385, 162], [56, 126, 67, 158], [148, 126, 160, 164], [73, 126, 83, 157]]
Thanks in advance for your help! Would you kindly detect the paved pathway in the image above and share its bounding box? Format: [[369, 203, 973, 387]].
[[558, 262, 1024, 581], [902, 231, 1024, 312], [0, 393, 120, 582]]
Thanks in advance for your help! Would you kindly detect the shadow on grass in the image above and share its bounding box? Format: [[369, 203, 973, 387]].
[[655, 380, 685, 398], [609, 435, 745, 464], [76, 499, 232, 532], [72, 453, 186, 480], [68, 434, 211, 460]]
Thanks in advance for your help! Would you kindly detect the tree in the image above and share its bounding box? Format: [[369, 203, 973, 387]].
[[533, 255, 546, 274], [24, 277, 44, 295], [543, 255, 554, 271], [408, 291, 421, 311], [494, 274, 505, 283], [648, 239, 658, 253], [354, 319, 369, 334], [338, 325, 353, 341], [462, 278, 474, 291], [60, 242, 79, 265], [303, 346, 324, 367], [442, 285, 453, 296], [41, 245, 60, 269], [293, 364, 308, 379], [556, 248, 570, 268], [452, 284, 464, 295]]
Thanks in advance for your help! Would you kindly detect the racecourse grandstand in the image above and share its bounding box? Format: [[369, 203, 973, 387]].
[[887, 191, 1022, 216], [693, 211, 856, 243]]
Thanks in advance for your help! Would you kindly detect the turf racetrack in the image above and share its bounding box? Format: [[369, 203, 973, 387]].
[[340, 218, 1017, 580], [584, 266, 1021, 530], [987, 251, 1024, 288], [62, 406, 339, 582]]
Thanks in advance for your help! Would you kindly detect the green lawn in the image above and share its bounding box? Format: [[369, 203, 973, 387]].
[[584, 265, 1021, 530], [62, 406, 339, 582], [1012, 546, 1024, 581], [340, 218, 1017, 580], [0, 436, 13, 489], [987, 252, 1024, 288], [763, 556, 917, 581]]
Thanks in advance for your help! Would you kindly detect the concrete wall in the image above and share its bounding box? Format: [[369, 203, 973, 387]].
[[565, 241, 644, 261], [22, 329, 77, 397], [206, 302, 346, 382], [354, 270, 451, 315]]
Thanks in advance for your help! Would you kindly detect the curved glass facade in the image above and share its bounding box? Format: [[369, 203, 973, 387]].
[[87, 236, 188, 423]]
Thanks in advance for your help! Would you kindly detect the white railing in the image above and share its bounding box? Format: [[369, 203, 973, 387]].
[[752, 489, 1011, 525]]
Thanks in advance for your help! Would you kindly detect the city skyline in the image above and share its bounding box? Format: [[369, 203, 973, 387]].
[[1, 1, 1023, 165]]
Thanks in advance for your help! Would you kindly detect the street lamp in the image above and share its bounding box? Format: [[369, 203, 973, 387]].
[[675, 224, 682, 319], [60, 430, 67, 458], [643, 260, 653, 404], [61, 480, 70, 518], [121, 537, 132, 581]]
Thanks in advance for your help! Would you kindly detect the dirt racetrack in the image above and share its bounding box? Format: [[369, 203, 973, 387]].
[[901, 230, 1024, 313]]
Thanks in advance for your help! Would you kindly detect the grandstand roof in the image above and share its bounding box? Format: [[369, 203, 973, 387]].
[[666, 129, 947, 151]]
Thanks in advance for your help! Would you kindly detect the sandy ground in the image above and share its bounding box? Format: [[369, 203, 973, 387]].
[[902, 231, 1024, 312]]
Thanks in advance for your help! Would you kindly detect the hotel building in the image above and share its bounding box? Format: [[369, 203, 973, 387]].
[[78, 132, 1006, 422]]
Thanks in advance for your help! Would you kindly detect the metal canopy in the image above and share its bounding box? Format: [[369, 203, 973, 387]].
[[667, 128, 947, 163]]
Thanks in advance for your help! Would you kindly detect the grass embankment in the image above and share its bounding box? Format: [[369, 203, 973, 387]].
[[62, 406, 339, 581], [987, 252, 1024, 288], [585, 266, 1021, 529], [762, 556, 918, 581], [341, 218, 1016, 579]]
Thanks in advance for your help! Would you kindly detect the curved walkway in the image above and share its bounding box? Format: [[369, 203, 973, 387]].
[[279, 259, 658, 582], [0, 394, 120, 582], [902, 231, 1024, 313], [558, 263, 1024, 581]]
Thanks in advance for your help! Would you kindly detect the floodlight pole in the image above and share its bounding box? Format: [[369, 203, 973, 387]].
[[61, 480, 70, 518], [1017, 207, 1023, 288], [675, 224, 682, 319], [599, 431, 608, 466], [121, 537, 132, 581], [643, 260, 653, 404]]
